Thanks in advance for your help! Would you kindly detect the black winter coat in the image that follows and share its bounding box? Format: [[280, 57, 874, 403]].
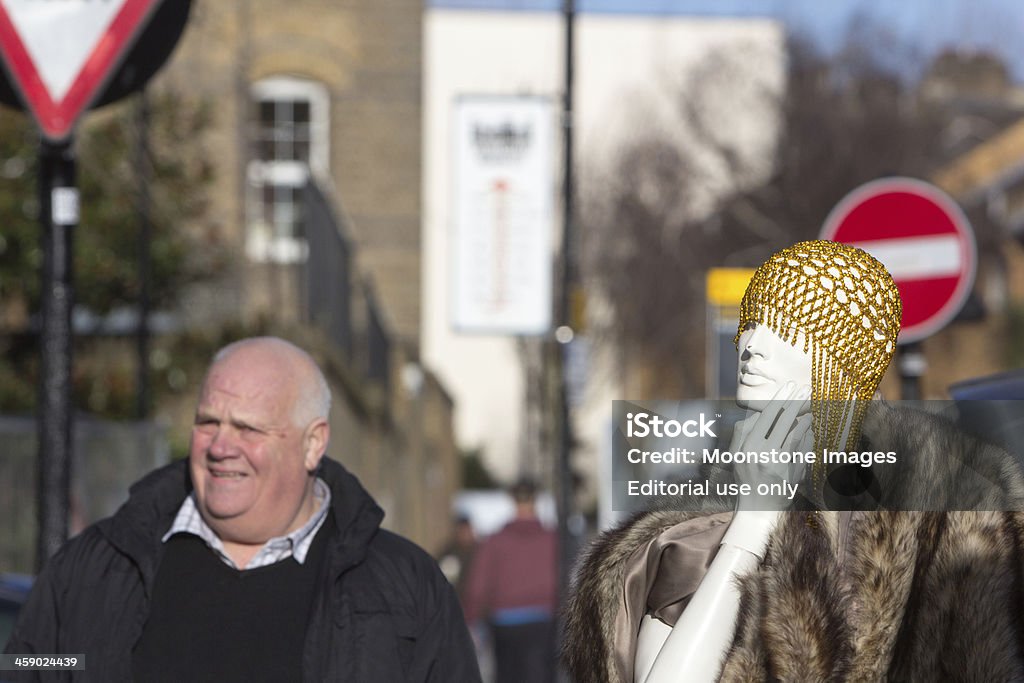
[[4, 458, 481, 682]]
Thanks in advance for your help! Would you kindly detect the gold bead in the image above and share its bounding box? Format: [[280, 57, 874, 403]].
[[736, 240, 902, 505]]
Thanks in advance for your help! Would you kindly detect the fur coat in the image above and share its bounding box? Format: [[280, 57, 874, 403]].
[[563, 403, 1024, 682]]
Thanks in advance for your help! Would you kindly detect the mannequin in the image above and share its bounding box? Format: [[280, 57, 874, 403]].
[[565, 239, 1024, 682], [636, 241, 901, 682], [635, 356, 809, 682]]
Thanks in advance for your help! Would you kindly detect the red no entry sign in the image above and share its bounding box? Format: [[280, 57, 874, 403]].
[[821, 177, 976, 344]]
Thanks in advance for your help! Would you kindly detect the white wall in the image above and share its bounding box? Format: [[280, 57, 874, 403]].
[[423, 9, 784, 490]]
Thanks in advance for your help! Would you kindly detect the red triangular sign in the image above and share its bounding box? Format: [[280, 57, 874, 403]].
[[0, 0, 158, 141]]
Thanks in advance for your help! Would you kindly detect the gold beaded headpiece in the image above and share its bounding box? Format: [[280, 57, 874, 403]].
[[734, 240, 902, 455]]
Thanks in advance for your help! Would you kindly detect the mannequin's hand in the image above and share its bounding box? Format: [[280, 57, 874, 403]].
[[730, 382, 811, 509]]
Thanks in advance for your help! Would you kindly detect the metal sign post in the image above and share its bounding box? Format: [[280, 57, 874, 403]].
[[36, 139, 77, 567], [556, 0, 576, 619], [0, 0, 189, 568]]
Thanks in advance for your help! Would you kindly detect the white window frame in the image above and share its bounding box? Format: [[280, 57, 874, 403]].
[[246, 76, 330, 263]]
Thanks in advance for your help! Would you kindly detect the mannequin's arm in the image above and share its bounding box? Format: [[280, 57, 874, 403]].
[[636, 383, 809, 682], [635, 510, 780, 683]]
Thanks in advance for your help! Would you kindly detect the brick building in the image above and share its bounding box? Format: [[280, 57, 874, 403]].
[[141, 0, 457, 552]]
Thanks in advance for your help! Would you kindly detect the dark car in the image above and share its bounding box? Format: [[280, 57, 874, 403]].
[[0, 574, 33, 648]]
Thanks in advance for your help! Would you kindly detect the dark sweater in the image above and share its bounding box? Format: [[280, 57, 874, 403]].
[[131, 514, 334, 683]]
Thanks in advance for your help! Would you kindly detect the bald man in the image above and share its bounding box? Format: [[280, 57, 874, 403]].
[[5, 337, 481, 682]]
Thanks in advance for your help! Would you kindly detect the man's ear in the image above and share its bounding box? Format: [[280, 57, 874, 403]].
[[304, 419, 329, 472]]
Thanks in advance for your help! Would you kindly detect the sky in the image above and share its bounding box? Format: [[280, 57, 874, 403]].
[[428, 0, 1024, 81]]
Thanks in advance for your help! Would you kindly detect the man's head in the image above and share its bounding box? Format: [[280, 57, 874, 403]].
[[189, 337, 332, 545], [510, 478, 539, 518], [454, 514, 475, 546], [735, 240, 902, 450]]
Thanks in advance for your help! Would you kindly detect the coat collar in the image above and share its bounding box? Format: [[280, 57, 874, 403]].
[[96, 457, 384, 592]]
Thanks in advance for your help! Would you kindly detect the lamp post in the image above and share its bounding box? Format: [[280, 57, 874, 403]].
[[556, 0, 576, 610]]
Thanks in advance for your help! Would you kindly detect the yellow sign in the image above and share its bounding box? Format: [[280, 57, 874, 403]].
[[706, 268, 755, 307]]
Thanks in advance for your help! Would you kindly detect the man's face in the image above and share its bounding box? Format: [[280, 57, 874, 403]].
[[189, 349, 318, 544], [736, 323, 812, 409]]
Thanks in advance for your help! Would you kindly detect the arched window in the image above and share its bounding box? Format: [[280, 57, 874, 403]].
[[246, 76, 329, 263]]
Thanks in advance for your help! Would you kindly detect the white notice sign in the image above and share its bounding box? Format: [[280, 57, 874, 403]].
[[451, 95, 555, 335]]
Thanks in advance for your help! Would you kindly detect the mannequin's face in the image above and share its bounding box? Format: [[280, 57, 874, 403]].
[[736, 323, 812, 409]]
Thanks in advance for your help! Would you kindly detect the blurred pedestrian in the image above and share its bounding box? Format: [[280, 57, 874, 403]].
[[464, 478, 558, 683], [5, 336, 481, 682], [437, 513, 478, 607]]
